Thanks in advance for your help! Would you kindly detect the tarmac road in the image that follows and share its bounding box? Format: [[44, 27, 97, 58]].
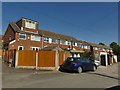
[[2, 60, 119, 88]]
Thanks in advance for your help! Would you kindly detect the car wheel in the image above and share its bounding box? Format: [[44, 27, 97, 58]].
[[92, 66, 96, 71], [59, 65, 64, 71], [77, 66, 82, 73]]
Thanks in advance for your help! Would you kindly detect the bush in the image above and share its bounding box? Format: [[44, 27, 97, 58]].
[[81, 52, 95, 62]]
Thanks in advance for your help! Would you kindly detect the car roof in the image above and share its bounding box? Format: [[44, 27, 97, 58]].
[[67, 57, 87, 59]]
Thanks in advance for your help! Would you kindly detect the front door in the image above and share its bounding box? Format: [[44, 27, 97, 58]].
[[101, 55, 106, 66]]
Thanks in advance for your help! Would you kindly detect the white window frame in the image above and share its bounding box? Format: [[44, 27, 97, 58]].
[[60, 39, 66, 45], [44, 46, 48, 48], [25, 20, 36, 29], [67, 41, 71, 46], [84, 46, 87, 49], [94, 47, 98, 50], [110, 50, 113, 52], [19, 33, 26, 40], [77, 43, 81, 47], [102, 48, 105, 51], [72, 42, 76, 46], [99, 48, 102, 51], [31, 35, 41, 41], [44, 37, 49, 42], [52, 38, 58, 44], [107, 49, 109, 52], [18, 46, 23, 50], [31, 47, 40, 50], [87, 46, 90, 49], [82, 45, 84, 48]]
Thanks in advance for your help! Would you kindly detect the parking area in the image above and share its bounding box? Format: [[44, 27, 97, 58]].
[[2, 58, 119, 88]]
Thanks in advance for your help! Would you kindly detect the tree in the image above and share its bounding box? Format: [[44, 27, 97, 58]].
[[110, 42, 118, 48], [81, 52, 95, 62], [99, 42, 105, 46], [109, 42, 120, 62], [63, 48, 68, 51], [0, 42, 2, 49]]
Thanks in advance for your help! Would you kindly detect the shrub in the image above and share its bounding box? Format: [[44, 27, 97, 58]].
[[81, 51, 95, 62]]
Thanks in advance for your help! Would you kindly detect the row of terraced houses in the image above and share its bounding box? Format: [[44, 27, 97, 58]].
[[3, 17, 117, 66]]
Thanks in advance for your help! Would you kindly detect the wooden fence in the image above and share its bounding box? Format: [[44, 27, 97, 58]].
[[58, 51, 64, 66], [3, 50, 70, 70], [38, 51, 56, 67], [0, 49, 3, 57], [18, 50, 36, 66]]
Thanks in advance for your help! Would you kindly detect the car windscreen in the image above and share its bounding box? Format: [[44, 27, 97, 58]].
[[66, 58, 76, 62], [77, 58, 90, 62]]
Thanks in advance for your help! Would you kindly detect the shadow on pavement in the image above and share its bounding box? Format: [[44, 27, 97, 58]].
[[86, 72, 119, 80], [105, 85, 120, 90]]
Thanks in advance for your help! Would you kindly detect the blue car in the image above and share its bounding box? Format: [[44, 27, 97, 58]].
[[59, 57, 97, 73]]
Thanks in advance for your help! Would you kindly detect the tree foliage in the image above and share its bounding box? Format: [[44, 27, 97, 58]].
[[110, 42, 120, 62], [99, 42, 105, 46], [0, 42, 2, 46], [63, 48, 68, 51], [81, 51, 95, 62]]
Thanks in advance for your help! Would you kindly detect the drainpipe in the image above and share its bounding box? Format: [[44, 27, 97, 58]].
[[41, 35, 44, 49]]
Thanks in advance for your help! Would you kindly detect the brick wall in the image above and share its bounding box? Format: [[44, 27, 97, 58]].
[[16, 19, 22, 30], [73, 46, 84, 51], [9, 33, 43, 50], [3, 25, 15, 45]]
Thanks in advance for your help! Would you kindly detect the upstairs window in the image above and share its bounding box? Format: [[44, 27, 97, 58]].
[[52, 38, 58, 44], [77, 43, 81, 47], [25, 20, 36, 29], [31, 35, 40, 41], [60, 39, 66, 45], [87, 46, 90, 49], [107, 49, 109, 52], [72, 42, 75, 46], [102, 48, 105, 51], [99, 48, 102, 50], [9, 35, 11, 41], [110, 50, 113, 52], [82, 45, 84, 48], [94, 47, 98, 50], [44, 37, 49, 42], [19, 33, 26, 40], [67, 41, 71, 46], [84, 46, 87, 49]]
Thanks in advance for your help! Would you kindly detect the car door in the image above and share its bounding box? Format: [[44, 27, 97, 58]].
[[83, 58, 92, 70], [80, 58, 89, 70], [85, 59, 93, 70]]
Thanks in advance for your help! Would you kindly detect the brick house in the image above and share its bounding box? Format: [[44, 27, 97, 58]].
[[3, 17, 90, 52], [3, 17, 114, 53], [3, 18, 115, 65]]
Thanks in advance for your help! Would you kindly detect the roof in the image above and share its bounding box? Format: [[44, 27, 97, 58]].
[[9, 22, 38, 35], [9, 22, 112, 50], [86, 42, 112, 49], [70, 50, 85, 53], [9, 22, 78, 41], [9, 22, 21, 32], [77, 40, 89, 46], [41, 46, 63, 51], [38, 29, 78, 42], [16, 17, 38, 23]]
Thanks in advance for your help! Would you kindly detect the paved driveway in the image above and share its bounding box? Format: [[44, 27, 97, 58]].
[[2, 60, 119, 88]]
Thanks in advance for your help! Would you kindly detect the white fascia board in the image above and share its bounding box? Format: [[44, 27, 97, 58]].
[[9, 40, 16, 44]]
